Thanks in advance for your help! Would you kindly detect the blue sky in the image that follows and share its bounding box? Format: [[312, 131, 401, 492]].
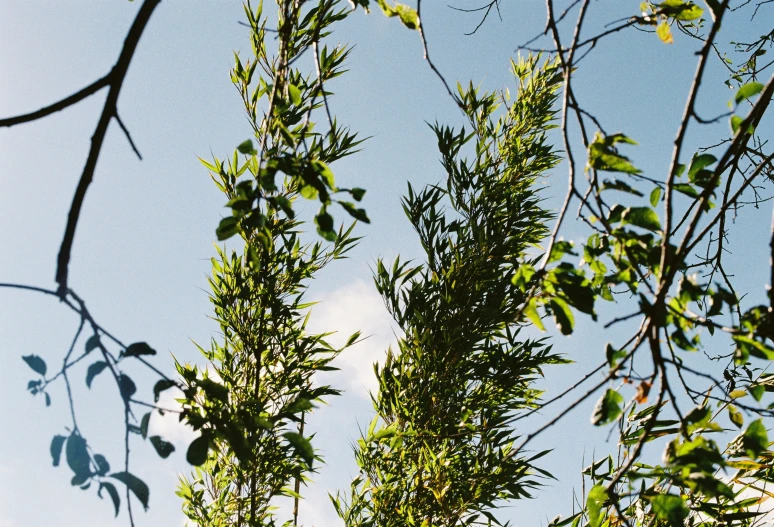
[[1, 1, 772, 526]]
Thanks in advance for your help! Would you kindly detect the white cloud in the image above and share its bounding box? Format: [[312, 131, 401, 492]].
[[306, 280, 399, 398]]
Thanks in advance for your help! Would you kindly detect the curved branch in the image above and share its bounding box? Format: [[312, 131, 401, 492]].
[[0, 74, 111, 127], [55, 0, 161, 296]]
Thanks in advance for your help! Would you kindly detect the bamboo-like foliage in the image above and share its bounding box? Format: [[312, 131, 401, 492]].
[[334, 56, 569, 527], [176, 1, 365, 525]]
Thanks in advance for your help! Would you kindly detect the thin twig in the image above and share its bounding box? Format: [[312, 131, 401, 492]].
[[114, 112, 143, 160], [416, 0, 464, 109]]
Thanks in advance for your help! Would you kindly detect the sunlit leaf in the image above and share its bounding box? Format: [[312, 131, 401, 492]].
[[592, 389, 624, 426], [735, 82, 764, 104]]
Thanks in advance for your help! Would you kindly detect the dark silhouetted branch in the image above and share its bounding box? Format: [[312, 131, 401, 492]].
[[0, 74, 111, 127], [55, 0, 161, 297]]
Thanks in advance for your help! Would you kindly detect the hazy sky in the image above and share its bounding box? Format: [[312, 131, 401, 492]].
[[1, 1, 772, 526]]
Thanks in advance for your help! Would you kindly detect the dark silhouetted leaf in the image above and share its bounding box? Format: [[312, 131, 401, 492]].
[[22, 355, 47, 376], [85, 335, 101, 353], [549, 298, 574, 335], [110, 471, 149, 511], [98, 482, 120, 517], [153, 379, 177, 402], [51, 435, 66, 466], [66, 433, 90, 477], [140, 412, 151, 439], [186, 435, 210, 466], [123, 342, 156, 358], [86, 361, 108, 389], [94, 454, 110, 476], [118, 375, 137, 402], [150, 436, 175, 459]]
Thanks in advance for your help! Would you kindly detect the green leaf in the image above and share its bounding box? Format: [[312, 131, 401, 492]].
[[300, 184, 319, 200], [657, 21, 673, 44], [311, 159, 336, 189], [149, 436, 175, 459], [524, 299, 545, 331], [735, 82, 764, 104], [659, 0, 703, 20], [650, 494, 689, 527], [742, 419, 768, 458], [199, 378, 229, 402], [730, 115, 755, 135], [587, 484, 607, 527], [600, 178, 644, 197], [288, 84, 302, 106], [549, 298, 574, 335], [688, 153, 717, 179], [339, 201, 370, 223], [376, 0, 419, 29], [284, 432, 315, 467], [216, 216, 240, 241], [587, 132, 642, 174], [750, 384, 765, 402], [649, 186, 662, 207], [66, 433, 90, 477], [728, 405, 744, 429], [351, 187, 366, 201], [287, 397, 314, 414], [98, 482, 121, 517], [86, 361, 108, 389], [85, 335, 101, 353], [94, 454, 110, 476], [186, 435, 210, 466], [22, 355, 47, 376], [674, 183, 699, 198], [153, 379, 177, 402], [118, 374, 137, 401], [50, 435, 66, 466], [123, 342, 157, 358], [548, 240, 576, 263], [237, 139, 256, 155], [315, 211, 336, 241], [734, 335, 774, 360], [592, 389, 624, 426], [110, 471, 149, 511], [622, 207, 661, 232], [605, 343, 626, 368]]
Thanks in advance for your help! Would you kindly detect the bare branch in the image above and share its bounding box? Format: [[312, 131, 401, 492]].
[[416, 0, 464, 109], [115, 112, 143, 160], [0, 74, 111, 128], [55, 0, 160, 297]]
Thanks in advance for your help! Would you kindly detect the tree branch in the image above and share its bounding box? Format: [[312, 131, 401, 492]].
[[0, 74, 111, 127], [55, 0, 161, 297]]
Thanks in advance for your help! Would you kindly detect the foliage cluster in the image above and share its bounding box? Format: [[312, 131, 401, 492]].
[[5, 1, 774, 527]]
